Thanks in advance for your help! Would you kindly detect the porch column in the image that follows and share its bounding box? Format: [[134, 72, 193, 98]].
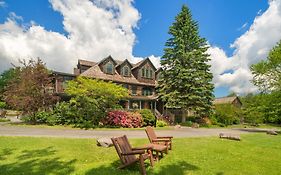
[[154, 101, 156, 110], [127, 100, 130, 110], [55, 78, 58, 93], [139, 101, 142, 110]]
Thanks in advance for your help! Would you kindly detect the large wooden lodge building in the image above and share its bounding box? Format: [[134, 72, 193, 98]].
[[53, 55, 164, 114], [52, 55, 242, 122]]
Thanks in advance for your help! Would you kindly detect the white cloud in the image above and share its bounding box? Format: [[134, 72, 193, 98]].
[[0, 0, 156, 73], [207, 46, 232, 86], [208, 0, 281, 95], [0, 0, 6, 8], [148, 55, 161, 68]]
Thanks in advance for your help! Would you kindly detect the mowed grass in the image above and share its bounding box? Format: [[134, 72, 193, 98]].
[[0, 134, 280, 175]]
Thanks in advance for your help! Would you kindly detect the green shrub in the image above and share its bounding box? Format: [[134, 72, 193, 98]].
[[35, 111, 52, 123], [156, 120, 168, 127], [138, 109, 156, 126], [212, 104, 242, 126], [209, 115, 218, 125], [181, 121, 193, 127], [22, 111, 53, 124], [0, 101, 6, 109], [51, 101, 78, 125]]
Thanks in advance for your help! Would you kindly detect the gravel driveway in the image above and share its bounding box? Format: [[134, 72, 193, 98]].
[[0, 124, 264, 139]]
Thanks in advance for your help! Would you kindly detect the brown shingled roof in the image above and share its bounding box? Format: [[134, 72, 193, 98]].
[[80, 64, 156, 86], [132, 59, 146, 70], [213, 96, 239, 105]]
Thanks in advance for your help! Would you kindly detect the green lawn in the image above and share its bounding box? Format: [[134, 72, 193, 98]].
[[0, 134, 280, 175]]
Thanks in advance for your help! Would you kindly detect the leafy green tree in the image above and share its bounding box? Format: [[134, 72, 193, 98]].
[[3, 59, 58, 120], [158, 5, 214, 117], [264, 91, 281, 123], [246, 41, 281, 124], [251, 40, 281, 92], [64, 76, 129, 127], [241, 91, 281, 125], [0, 68, 20, 100]]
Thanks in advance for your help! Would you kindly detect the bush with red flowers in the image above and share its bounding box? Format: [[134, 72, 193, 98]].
[[103, 110, 143, 128]]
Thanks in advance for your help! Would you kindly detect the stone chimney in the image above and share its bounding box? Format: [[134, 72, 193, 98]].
[[74, 68, 80, 75]]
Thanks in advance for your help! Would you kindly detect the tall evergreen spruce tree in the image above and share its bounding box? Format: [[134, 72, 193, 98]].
[[158, 5, 214, 117]]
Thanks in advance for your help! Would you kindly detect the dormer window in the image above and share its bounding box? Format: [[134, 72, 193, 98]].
[[105, 62, 114, 74], [141, 68, 153, 79], [122, 65, 130, 76]]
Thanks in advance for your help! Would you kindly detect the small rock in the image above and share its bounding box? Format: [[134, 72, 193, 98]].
[[174, 124, 181, 129], [266, 130, 278, 135], [97, 138, 113, 147]]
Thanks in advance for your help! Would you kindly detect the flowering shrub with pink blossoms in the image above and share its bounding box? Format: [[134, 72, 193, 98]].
[[103, 110, 143, 128]]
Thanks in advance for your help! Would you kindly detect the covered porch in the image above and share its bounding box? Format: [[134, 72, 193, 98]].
[[120, 96, 164, 114]]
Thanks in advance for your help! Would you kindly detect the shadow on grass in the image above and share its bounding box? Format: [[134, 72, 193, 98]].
[[0, 147, 76, 175], [85, 160, 199, 175], [150, 161, 199, 175], [85, 160, 143, 175], [0, 148, 13, 160]]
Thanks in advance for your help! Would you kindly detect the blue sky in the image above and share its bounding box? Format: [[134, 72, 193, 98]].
[[133, 0, 268, 57], [0, 0, 280, 97]]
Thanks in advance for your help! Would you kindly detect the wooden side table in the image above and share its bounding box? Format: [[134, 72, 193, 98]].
[[145, 143, 168, 161]]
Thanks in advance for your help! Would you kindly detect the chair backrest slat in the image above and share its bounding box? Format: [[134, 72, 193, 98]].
[[112, 135, 137, 165], [145, 126, 157, 143], [111, 137, 124, 162]]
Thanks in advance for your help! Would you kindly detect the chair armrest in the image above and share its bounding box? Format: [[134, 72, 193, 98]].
[[157, 136, 173, 139], [122, 150, 145, 155], [132, 145, 153, 150], [152, 138, 170, 142]]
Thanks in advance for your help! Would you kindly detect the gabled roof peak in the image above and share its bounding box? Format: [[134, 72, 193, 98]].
[[116, 59, 133, 68], [132, 57, 156, 71], [98, 55, 118, 65]]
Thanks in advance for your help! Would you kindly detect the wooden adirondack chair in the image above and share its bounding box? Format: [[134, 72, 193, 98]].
[[111, 135, 154, 175], [145, 126, 173, 150]]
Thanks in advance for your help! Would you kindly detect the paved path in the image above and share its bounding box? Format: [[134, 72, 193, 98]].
[[0, 124, 266, 139]]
